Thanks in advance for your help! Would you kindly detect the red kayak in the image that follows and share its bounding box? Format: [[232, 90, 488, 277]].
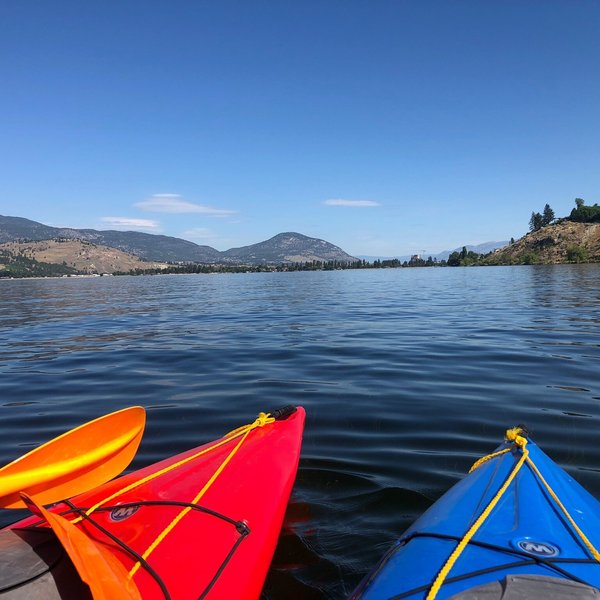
[[0, 405, 305, 599]]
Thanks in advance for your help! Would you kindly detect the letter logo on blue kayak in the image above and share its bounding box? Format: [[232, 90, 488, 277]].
[[514, 538, 560, 557], [110, 505, 140, 522]]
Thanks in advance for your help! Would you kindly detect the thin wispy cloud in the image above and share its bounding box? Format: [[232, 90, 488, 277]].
[[135, 194, 236, 217], [100, 217, 160, 230], [323, 199, 381, 207]]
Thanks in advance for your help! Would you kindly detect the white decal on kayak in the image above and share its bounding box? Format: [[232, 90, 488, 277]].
[[110, 505, 140, 522], [516, 539, 559, 557]]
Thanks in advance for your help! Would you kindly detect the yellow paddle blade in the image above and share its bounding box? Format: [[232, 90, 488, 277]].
[[21, 493, 141, 600], [0, 406, 146, 509]]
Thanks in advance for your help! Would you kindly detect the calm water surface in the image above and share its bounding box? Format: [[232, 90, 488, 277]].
[[1, 266, 599, 598]]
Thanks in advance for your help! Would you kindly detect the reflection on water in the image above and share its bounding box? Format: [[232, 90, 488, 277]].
[[1, 265, 599, 599]]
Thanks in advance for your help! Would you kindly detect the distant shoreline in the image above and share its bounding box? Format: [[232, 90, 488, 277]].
[[3, 260, 599, 282]]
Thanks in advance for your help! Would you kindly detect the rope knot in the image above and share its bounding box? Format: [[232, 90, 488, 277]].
[[505, 427, 527, 449], [254, 412, 275, 428]]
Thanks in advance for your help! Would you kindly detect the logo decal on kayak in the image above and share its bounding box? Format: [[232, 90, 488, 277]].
[[110, 505, 140, 522], [514, 538, 560, 557]]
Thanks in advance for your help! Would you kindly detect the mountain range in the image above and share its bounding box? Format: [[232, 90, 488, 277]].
[[0, 215, 357, 265], [358, 241, 509, 263]]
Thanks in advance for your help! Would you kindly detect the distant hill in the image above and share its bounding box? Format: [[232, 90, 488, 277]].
[[432, 241, 509, 262], [0, 239, 169, 276], [357, 241, 508, 263], [0, 215, 221, 263], [222, 232, 356, 264], [0, 215, 356, 266]]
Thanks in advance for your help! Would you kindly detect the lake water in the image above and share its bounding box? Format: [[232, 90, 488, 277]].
[[1, 265, 599, 598]]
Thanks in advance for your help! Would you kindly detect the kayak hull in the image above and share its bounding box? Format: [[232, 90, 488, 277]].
[[1, 406, 305, 600], [352, 436, 600, 599]]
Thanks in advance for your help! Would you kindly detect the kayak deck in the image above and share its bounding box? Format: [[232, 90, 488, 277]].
[[352, 430, 600, 599], [1, 406, 305, 600]]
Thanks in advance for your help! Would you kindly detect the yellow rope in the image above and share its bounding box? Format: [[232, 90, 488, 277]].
[[426, 430, 528, 600], [468, 427, 526, 474], [469, 447, 511, 473], [428, 426, 600, 598], [526, 456, 600, 561], [128, 420, 263, 576], [127, 412, 274, 576], [69, 412, 275, 577], [71, 412, 274, 524]]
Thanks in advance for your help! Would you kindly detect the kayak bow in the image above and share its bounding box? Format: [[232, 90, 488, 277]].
[[352, 427, 600, 599], [0, 405, 305, 600]]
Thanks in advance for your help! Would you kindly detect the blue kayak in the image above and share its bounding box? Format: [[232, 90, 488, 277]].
[[351, 427, 600, 599]]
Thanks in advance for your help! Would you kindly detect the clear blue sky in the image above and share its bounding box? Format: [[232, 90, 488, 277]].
[[1, 1, 599, 256]]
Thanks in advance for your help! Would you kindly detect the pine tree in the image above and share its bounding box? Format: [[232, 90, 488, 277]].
[[529, 212, 543, 232], [542, 204, 555, 226]]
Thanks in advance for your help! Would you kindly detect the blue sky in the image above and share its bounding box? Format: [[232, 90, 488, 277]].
[[1, 1, 599, 257]]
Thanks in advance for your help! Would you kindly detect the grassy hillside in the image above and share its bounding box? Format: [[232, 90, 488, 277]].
[[485, 221, 600, 265], [0, 239, 169, 276]]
